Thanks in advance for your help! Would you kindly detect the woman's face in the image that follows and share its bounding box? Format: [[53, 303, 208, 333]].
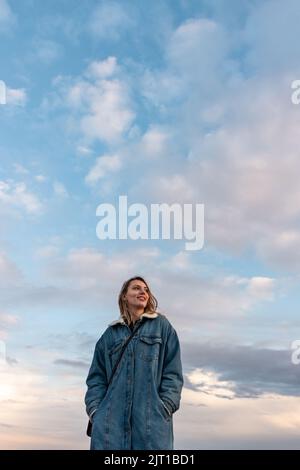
[[124, 279, 150, 311]]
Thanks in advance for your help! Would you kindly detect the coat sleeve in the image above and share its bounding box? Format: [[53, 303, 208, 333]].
[[85, 337, 108, 419], [159, 326, 184, 415]]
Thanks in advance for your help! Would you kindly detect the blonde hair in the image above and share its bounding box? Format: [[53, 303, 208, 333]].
[[118, 276, 158, 325]]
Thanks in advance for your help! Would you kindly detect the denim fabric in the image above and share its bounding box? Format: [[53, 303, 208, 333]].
[[85, 312, 184, 450]]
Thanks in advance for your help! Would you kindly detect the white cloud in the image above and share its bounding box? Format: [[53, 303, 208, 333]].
[[187, 367, 235, 399], [80, 79, 135, 143], [13, 163, 29, 175], [221, 276, 276, 302], [0, 180, 43, 214], [86, 57, 118, 79], [85, 154, 121, 185], [142, 17, 231, 107], [140, 126, 170, 158], [76, 146, 93, 157], [53, 181, 69, 198], [137, 56, 300, 271], [35, 175, 46, 183], [167, 18, 227, 70], [246, 277, 275, 301], [6, 87, 27, 106], [88, 1, 133, 40], [65, 58, 135, 144]]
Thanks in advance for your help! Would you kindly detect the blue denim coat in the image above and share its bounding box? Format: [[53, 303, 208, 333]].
[[85, 312, 184, 450]]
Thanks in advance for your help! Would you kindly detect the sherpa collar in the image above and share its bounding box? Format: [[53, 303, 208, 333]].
[[109, 312, 158, 326]]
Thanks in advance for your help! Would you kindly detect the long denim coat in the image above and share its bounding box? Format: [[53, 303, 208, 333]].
[[85, 312, 184, 450]]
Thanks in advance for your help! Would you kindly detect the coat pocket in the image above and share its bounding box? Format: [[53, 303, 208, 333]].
[[158, 398, 172, 421], [138, 335, 162, 361]]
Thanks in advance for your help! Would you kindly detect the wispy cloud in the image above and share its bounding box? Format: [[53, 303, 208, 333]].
[[31, 39, 63, 65], [6, 87, 27, 106], [0, 180, 43, 214], [85, 154, 121, 185], [53, 358, 89, 369], [0, 0, 15, 32], [53, 181, 69, 198], [88, 1, 134, 41]]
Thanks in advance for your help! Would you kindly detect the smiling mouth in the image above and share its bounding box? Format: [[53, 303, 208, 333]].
[[137, 297, 146, 301]]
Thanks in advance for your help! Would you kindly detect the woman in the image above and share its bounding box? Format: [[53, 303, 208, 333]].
[[85, 276, 184, 450]]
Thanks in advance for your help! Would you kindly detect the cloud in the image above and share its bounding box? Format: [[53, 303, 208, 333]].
[[0, 360, 88, 449], [130, 13, 300, 273], [13, 163, 29, 175], [2, 0, 300, 451], [35, 245, 60, 259], [0, 243, 282, 346], [85, 154, 121, 185], [79, 79, 135, 143], [0, 312, 18, 328], [187, 368, 235, 399], [178, 390, 300, 449], [85, 57, 119, 79], [31, 39, 62, 65], [63, 58, 135, 144], [167, 18, 229, 75], [0, 251, 23, 288], [0, 180, 43, 214], [88, 1, 133, 41], [141, 17, 231, 107], [35, 175, 46, 183], [76, 145, 93, 157], [1, 344, 300, 449], [257, 230, 300, 272], [146, 174, 196, 201], [246, 277, 275, 301], [0, 311, 19, 340], [53, 181, 69, 198], [6, 87, 27, 106], [139, 126, 171, 159], [0, 0, 15, 32], [182, 342, 299, 398], [35, 236, 63, 259], [21, 246, 277, 329], [53, 359, 89, 369]]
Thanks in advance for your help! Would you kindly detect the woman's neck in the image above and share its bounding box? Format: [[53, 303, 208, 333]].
[[129, 308, 144, 324]]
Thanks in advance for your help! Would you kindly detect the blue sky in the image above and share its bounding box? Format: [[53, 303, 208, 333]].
[[1, 0, 300, 449]]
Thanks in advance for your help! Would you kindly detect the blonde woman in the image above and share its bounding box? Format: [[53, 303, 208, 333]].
[[85, 276, 184, 450]]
